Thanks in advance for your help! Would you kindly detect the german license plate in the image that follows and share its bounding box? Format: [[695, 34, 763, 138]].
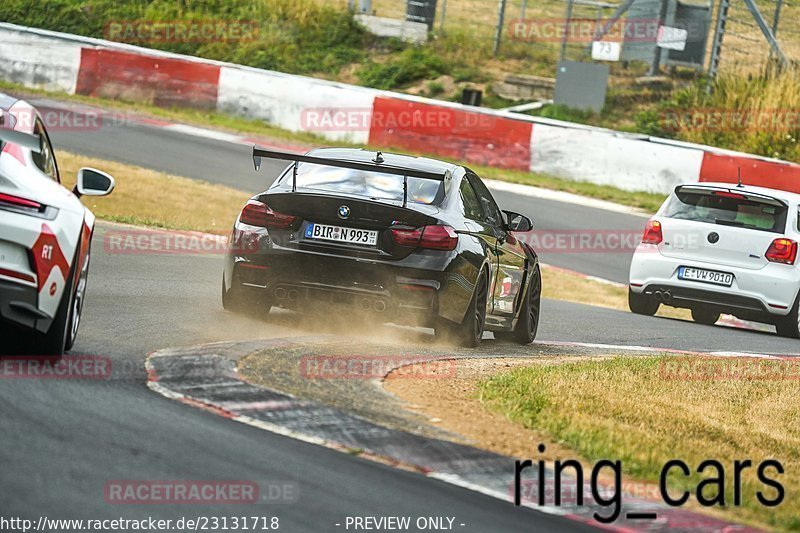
[[678, 266, 733, 287], [305, 223, 378, 246]]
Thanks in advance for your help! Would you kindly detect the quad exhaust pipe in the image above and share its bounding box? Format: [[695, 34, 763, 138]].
[[358, 298, 387, 312], [274, 287, 299, 301]]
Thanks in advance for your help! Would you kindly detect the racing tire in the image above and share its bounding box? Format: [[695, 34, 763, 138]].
[[65, 243, 91, 351], [495, 265, 541, 344], [775, 293, 800, 339], [691, 308, 720, 326], [435, 269, 488, 348], [628, 288, 659, 316], [29, 248, 78, 357], [221, 274, 240, 312]]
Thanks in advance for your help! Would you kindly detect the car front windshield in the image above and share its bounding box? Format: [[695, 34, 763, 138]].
[[286, 163, 443, 205]]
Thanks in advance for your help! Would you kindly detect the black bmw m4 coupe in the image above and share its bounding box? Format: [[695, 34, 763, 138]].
[[223, 147, 541, 347]]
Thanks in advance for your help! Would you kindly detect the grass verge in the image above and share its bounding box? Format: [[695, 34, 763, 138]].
[[59, 152, 248, 234], [478, 356, 800, 530], [541, 265, 690, 321]]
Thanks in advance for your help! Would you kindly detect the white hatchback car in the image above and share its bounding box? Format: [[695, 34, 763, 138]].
[[629, 182, 800, 337]]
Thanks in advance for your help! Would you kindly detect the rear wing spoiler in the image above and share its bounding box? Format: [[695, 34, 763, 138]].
[[252, 147, 447, 207], [676, 184, 788, 208]]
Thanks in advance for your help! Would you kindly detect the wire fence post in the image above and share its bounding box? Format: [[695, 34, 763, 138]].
[[493, 0, 509, 56], [648, 0, 670, 75], [439, 0, 448, 31], [771, 0, 783, 35], [560, 0, 575, 62], [706, 0, 729, 92], [768, 0, 783, 65], [741, 0, 788, 66]]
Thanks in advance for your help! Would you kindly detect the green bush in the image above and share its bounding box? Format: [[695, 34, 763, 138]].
[[425, 80, 444, 97], [637, 73, 800, 162], [534, 104, 596, 123], [356, 47, 450, 90]]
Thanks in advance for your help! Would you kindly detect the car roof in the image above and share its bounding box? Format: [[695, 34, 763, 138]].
[[679, 182, 800, 205], [0, 92, 19, 112], [305, 147, 461, 177], [0, 92, 21, 132]]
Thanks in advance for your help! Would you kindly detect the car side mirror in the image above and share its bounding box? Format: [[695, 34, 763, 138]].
[[74, 168, 115, 198], [503, 210, 533, 232]]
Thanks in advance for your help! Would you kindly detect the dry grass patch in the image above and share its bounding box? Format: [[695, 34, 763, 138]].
[[479, 356, 800, 530], [541, 264, 691, 320], [58, 152, 249, 234], [383, 355, 598, 462]]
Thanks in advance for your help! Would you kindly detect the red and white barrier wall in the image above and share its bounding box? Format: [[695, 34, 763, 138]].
[[3, 22, 800, 195]]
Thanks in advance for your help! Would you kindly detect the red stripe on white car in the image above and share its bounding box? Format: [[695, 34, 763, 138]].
[[31, 223, 70, 291]]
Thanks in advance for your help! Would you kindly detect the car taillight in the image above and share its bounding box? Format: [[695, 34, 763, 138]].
[[390, 227, 422, 247], [641, 219, 663, 245], [766, 238, 797, 265], [0, 192, 42, 210], [0, 192, 49, 218], [240, 200, 297, 229], [391, 225, 458, 251]]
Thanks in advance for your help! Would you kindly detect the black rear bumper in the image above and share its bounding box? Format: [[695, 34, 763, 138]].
[[643, 283, 772, 321], [229, 249, 476, 324], [0, 280, 51, 334]]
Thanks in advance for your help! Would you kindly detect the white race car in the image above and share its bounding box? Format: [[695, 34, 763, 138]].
[[0, 94, 114, 355], [629, 182, 800, 337]]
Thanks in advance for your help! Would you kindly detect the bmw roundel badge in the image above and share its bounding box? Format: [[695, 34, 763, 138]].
[[338, 205, 350, 219]]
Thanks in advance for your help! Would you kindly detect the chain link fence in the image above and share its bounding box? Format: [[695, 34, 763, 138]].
[[342, 0, 616, 64], [339, 0, 799, 77], [714, 0, 800, 75]]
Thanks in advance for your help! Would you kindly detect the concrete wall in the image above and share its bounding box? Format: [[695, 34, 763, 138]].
[[217, 66, 376, 144], [0, 27, 81, 93], [530, 124, 706, 194]]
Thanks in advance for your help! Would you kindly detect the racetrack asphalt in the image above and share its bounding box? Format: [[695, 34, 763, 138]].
[[0, 96, 796, 533]]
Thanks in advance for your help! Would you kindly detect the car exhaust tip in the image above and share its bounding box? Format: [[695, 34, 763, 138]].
[[662, 291, 672, 303], [287, 289, 299, 301], [373, 300, 387, 313], [359, 298, 372, 311], [654, 290, 663, 302], [274, 287, 287, 300]]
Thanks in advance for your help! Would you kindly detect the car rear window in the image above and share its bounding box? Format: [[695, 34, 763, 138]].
[[661, 188, 788, 233], [285, 164, 444, 205]]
